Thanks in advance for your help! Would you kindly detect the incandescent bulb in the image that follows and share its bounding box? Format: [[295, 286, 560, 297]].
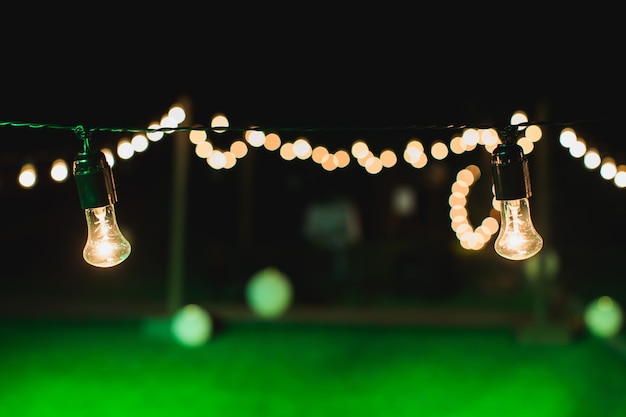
[[494, 198, 543, 260], [491, 131, 543, 261], [73, 141, 131, 268], [83, 204, 131, 267]]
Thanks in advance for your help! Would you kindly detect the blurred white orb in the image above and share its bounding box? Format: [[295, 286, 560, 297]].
[[170, 304, 213, 347], [246, 267, 293, 319], [584, 296, 623, 338]]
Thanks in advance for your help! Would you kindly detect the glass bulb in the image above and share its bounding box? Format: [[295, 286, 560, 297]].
[[494, 198, 543, 261], [83, 204, 131, 267]]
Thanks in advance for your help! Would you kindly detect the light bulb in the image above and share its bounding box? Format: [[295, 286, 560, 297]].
[[73, 145, 131, 268], [491, 131, 543, 261], [83, 204, 131, 267], [494, 198, 543, 260]]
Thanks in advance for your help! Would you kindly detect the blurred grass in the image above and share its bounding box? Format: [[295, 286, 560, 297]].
[[0, 319, 625, 417]]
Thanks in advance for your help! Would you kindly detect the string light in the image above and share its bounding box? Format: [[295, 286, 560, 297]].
[[72, 126, 131, 268], [490, 125, 544, 261], [1, 109, 623, 264]]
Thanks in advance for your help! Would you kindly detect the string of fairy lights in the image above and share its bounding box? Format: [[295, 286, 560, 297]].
[[1, 101, 624, 266]]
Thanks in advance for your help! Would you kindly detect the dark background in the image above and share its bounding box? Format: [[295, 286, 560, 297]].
[[1, 10, 626, 319]]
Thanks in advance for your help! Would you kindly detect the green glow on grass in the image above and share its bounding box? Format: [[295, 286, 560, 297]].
[[1, 320, 626, 417]]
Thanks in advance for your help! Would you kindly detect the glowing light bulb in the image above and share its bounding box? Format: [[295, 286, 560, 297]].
[[73, 139, 131, 268], [491, 129, 543, 261], [83, 204, 131, 267], [494, 198, 543, 260]]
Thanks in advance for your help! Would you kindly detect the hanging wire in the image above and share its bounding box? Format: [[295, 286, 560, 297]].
[[0, 117, 623, 138]]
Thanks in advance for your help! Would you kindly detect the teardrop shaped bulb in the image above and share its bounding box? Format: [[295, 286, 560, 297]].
[[494, 198, 543, 261], [83, 204, 131, 267]]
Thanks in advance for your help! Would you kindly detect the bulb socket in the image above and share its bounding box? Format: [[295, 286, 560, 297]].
[[73, 150, 118, 209], [491, 142, 531, 200]]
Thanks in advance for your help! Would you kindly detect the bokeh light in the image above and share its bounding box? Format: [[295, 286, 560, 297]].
[[584, 296, 623, 338], [171, 304, 213, 347], [246, 266, 293, 319]]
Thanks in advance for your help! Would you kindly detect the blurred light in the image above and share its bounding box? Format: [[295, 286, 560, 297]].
[[431, 141, 449, 160], [461, 129, 479, 149], [117, 139, 134, 160], [223, 151, 237, 169], [207, 151, 227, 169], [480, 128, 500, 146], [614, 165, 626, 188], [189, 129, 207, 145], [211, 113, 229, 133], [510, 111, 528, 129], [264, 133, 281, 151], [18, 163, 37, 188], [147, 123, 165, 142], [380, 149, 397, 168], [98, 150, 114, 169], [168, 105, 186, 124], [335, 150, 351, 168], [195, 141, 213, 158], [245, 129, 265, 147], [600, 157, 617, 180], [50, 159, 69, 182], [171, 304, 213, 347], [351, 140, 369, 158], [449, 135, 465, 154], [584, 296, 623, 338], [280, 142, 296, 160], [293, 137, 312, 159], [525, 125, 542, 142], [569, 138, 586, 158], [246, 267, 293, 319], [391, 185, 416, 216], [517, 136, 534, 154], [131, 134, 149, 152], [160, 115, 178, 133], [230, 140, 248, 158], [312, 146, 329, 163], [321, 154, 338, 171], [559, 128, 577, 148], [365, 156, 383, 174], [583, 148, 602, 169]]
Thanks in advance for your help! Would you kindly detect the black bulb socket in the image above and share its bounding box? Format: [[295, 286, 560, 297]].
[[491, 142, 531, 201], [73, 150, 118, 209]]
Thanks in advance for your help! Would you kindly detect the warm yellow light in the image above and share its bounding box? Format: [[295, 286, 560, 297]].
[[335, 150, 350, 168], [245, 129, 266, 147], [168, 105, 186, 124], [600, 157, 617, 180], [117, 139, 134, 160], [380, 149, 397, 167], [189, 129, 207, 145], [211, 113, 229, 133], [430, 141, 449, 160], [279, 143, 296, 160], [50, 159, 69, 182], [207, 151, 227, 169], [147, 123, 165, 142], [131, 134, 149, 152], [230, 140, 248, 158], [195, 141, 213, 158], [264, 133, 281, 151], [583, 148, 601, 169], [351, 140, 369, 158], [18, 163, 37, 188], [559, 128, 577, 148]]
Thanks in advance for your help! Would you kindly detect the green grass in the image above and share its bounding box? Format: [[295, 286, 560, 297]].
[[0, 319, 625, 417]]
